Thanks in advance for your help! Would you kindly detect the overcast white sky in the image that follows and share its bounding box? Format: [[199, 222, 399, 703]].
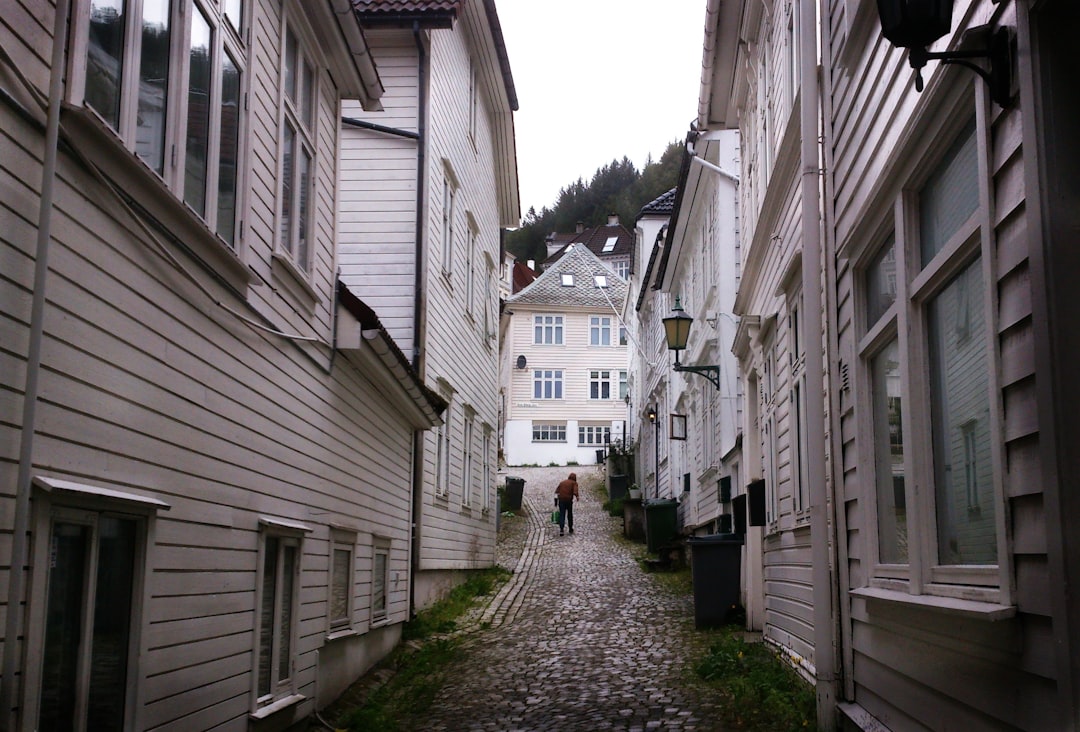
[[495, 1, 707, 218]]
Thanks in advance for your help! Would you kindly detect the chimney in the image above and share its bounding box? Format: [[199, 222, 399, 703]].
[[575, 221, 585, 233], [607, 213, 619, 226]]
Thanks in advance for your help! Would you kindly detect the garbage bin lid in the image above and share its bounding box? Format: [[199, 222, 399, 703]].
[[688, 533, 744, 544]]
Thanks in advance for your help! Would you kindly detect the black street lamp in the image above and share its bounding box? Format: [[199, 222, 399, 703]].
[[662, 298, 720, 391], [876, 0, 1013, 106], [646, 405, 659, 499]]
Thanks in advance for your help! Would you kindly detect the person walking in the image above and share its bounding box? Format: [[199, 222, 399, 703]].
[[555, 472, 579, 536]]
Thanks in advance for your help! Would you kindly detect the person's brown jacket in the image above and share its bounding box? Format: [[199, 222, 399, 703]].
[[555, 473, 579, 502]]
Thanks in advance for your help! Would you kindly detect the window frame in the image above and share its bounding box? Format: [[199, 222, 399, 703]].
[[254, 520, 308, 711], [589, 370, 613, 400], [24, 480, 162, 732], [532, 423, 567, 442], [327, 528, 357, 635], [590, 316, 612, 346], [68, 0, 249, 252], [578, 423, 611, 446], [533, 369, 563, 400], [371, 537, 391, 625], [853, 96, 1011, 607], [534, 314, 564, 345]]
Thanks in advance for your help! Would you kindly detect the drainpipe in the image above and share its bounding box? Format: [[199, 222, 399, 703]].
[[408, 21, 428, 618], [1, 0, 70, 726], [800, 0, 837, 728]]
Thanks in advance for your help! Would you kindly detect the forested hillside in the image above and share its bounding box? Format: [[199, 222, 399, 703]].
[[506, 141, 684, 264]]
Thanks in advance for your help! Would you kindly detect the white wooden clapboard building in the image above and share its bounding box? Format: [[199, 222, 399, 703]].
[[0, 0, 448, 729], [336, 0, 520, 609]]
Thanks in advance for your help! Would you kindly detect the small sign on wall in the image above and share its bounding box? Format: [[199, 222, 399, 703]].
[[670, 414, 687, 440]]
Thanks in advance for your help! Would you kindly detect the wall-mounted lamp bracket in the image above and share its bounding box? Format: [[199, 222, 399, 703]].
[[674, 363, 721, 391], [907, 24, 1013, 107]]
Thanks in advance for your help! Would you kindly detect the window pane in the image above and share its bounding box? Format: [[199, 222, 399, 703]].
[[217, 49, 240, 245], [278, 545, 295, 682], [223, 0, 242, 34], [866, 239, 897, 326], [280, 121, 295, 253], [39, 523, 90, 731], [87, 517, 137, 731], [297, 146, 311, 270], [285, 30, 298, 104], [258, 537, 278, 697], [373, 552, 387, 615], [331, 548, 350, 623], [872, 340, 907, 564], [928, 258, 995, 565], [136, 0, 171, 173], [86, 0, 126, 128], [184, 8, 212, 215], [302, 59, 315, 130], [920, 122, 978, 267]]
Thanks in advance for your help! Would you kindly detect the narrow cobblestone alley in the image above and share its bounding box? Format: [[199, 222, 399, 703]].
[[400, 465, 733, 731]]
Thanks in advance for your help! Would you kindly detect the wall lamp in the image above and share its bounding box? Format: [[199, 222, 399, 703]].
[[876, 0, 1013, 107], [646, 405, 657, 424], [662, 298, 720, 391]]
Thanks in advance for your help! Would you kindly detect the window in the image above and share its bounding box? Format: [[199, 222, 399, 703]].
[[371, 539, 390, 623], [594, 275, 608, 288], [614, 260, 631, 279], [441, 175, 457, 275], [589, 370, 613, 400], [618, 370, 628, 401], [533, 370, 563, 400], [578, 424, 611, 445], [619, 326, 628, 346], [278, 23, 317, 273], [602, 236, 618, 252], [37, 512, 142, 730], [532, 423, 567, 442], [534, 315, 564, 345], [468, 58, 478, 142], [590, 316, 612, 346], [482, 426, 493, 510], [789, 291, 809, 515], [560, 273, 574, 286], [329, 530, 355, 631], [257, 531, 301, 705], [435, 404, 452, 496], [858, 115, 1004, 598], [466, 225, 478, 315], [80, 0, 244, 245], [462, 412, 474, 507]]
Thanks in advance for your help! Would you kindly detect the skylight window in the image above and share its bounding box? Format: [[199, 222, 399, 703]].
[[594, 275, 608, 288], [561, 273, 574, 286], [602, 237, 618, 253]]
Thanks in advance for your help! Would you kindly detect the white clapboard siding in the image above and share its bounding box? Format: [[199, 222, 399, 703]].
[[826, 0, 1056, 727]]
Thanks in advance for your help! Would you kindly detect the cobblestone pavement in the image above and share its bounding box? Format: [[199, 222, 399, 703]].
[[405, 465, 733, 731]]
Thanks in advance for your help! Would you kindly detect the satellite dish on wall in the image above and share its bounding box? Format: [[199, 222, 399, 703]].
[[516, 355, 527, 369]]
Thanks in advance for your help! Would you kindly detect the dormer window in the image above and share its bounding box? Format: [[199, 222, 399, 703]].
[[561, 274, 574, 286], [594, 275, 608, 288], [602, 237, 618, 253]]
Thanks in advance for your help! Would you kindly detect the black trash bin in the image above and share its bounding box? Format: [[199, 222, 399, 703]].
[[688, 534, 743, 628], [595, 448, 606, 465], [609, 474, 629, 500], [644, 498, 679, 553], [503, 476, 525, 511]]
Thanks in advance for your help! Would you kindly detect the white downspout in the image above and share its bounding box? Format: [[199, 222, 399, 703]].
[[1, 0, 70, 726], [800, 0, 837, 729]]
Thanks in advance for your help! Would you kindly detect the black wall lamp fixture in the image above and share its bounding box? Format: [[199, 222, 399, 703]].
[[876, 0, 1013, 107], [662, 298, 720, 391]]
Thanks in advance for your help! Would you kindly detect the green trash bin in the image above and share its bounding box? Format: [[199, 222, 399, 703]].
[[688, 534, 744, 628], [503, 476, 525, 511], [644, 498, 679, 553]]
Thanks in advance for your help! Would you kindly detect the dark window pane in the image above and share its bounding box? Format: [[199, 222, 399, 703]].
[[920, 121, 978, 267], [278, 545, 295, 683], [331, 548, 350, 623], [258, 537, 278, 697], [297, 146, 311, 270], [866, 239, 897, 326], [86, 517, 137, 731], [872, 340, 907, 564], [184, 9, 212, 215], [39, 523, 90, 732], [280, 121, 295, 253], [136, 0, 170, 173], [87, 0, 126, 128], [217, 49, 241, 244]]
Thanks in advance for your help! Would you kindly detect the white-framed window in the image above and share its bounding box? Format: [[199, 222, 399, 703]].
[[578, 424, 611, 446], [619, 325, 628, 346], [462, 411, 474, 508], [256, 526, 304, 707], [590, 316, 612, 346], [371, 537, 390, 624], [614, 260, 630, 279], [618, 370, 628, 401], [441, 173, 458, 276], [465, 223, 478, 316], [328, 529, 356, 632], [857, 109, 1007, 602], [533, 370, 563, 400], [468, 57, 478, 144], [277, 20, 317, 273], [788, 289, 809, 516], [532, 423, 567, 442], [534, 315, 564, 345], [760, 340, 779, 526], [589, 370, 613, 400], [77, 0, 245, 245], [435, 403, 452, 497], [482, 426, 493, 510], [560, 273, 574, 286]]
